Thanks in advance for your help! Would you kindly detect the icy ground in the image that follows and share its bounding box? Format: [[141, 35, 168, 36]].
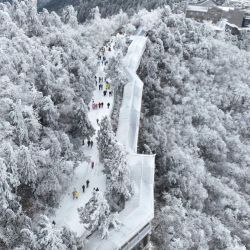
[[51, 37, 119, 236]]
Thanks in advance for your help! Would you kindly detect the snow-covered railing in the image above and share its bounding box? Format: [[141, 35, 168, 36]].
[[120, 223, 151, 250], [117, 36, 147, 153]]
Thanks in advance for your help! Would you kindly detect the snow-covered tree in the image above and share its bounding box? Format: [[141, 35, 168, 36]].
[[61, 5, 78, 28], [78, 191, 110, 237], [9, 100, 29, 146], [61, 227, 78, 250], [138, 10, 250, 249], [38, 96, 59, 128], [69, 101, 95, 140], [36, 215, 66, 250], [97, 116, 133, 209], [105, 142, 133, 202], [20, 228, 37, 249], [0, 158, 14, 209], [97, 116, 116, 161], [17, 146, 37, 186]]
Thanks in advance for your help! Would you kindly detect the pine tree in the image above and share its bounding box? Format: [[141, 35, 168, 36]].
[[97, 116, 116, 162], [97, 116, 133, 206], [105, 143, 133, 201], [38, 96, 59, 128], [70, 101, 95, 140], [36, 215, 66, 250], [78, 191, 110, 235], [20, 228, 37, 249], [9, 100, 29, 146], [61, 6, 78, 28], [61, 227, 78, 250], [0, 158, 14, 209], [17, 146, 37, 186], [0, 143, 19, 191]]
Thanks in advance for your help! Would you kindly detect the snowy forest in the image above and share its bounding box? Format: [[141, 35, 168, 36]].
[[138, 8, 250, 250], [0, 0, 250, 250]]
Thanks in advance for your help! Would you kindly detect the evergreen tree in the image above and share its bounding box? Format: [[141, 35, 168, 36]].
[[0, 143, 19, 191], [78, 191, 110, 236], [0, 158, 14, 209], [97, 116, 116, 162], [61, 227, 78, 250], [61, 5, 78, 28], [70, 101, 95, 140], [105, 143, 133, 202], [17, 146, 37, 186], [97, 116, 133, 207], [9, 100, 29, 146], [36, 215, 67, 250], [20, 228, 37, 249]]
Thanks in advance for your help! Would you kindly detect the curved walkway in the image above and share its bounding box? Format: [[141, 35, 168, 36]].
[[86, 35, 155, 250]]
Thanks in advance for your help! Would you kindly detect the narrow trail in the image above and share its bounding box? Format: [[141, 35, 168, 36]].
[[52, 36, 120, 236]]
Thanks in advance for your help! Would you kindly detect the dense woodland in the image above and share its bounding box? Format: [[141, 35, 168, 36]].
[[0, 1, 129, 249], [138, 7, 250, 250], [0, 0, 250, 249]]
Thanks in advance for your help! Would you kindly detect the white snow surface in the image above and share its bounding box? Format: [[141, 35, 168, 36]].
[[187, 5, 209, 12], [117, 36, 147, 153], [85, 35, 155, 250], [51, 39, 117, 237]]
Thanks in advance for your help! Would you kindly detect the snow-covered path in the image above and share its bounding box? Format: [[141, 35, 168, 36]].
[[85, 35, 155, 250], [52, 40, 117, 237]]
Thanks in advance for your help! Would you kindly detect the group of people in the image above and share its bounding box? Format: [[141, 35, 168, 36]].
[[92, 101, 104, 110], [72, 159, 97, 200], [98, 82, 111, 91], [72, 42, 113, 201], [81, 179, 90, 193], [72, 180, 90, 199], [97, 44, 112, 65], [103, 90, 112, 97], [92, 101, 111, 110], [87, 140, 94, 148]]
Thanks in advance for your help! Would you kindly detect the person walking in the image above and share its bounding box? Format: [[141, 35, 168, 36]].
[[87, 140, 90, 147], [72, 188, 77, 199], [52, 220, 56, 226], [90, 141, 93, 148], [98, 103, 101, 109], [91, 161, 94, 169], [101, 102, 104, 108], [97, 118, 99, 125], [107, 102, 110, 109], [103, 90, 107, 96], [109, 91, 112, 97], [82, 185, 85, 193], [75, 191, 80, 199], [96, 188, 99, 191], [86, 180, 90, 188]]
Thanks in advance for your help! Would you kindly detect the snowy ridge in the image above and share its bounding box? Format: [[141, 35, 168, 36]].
[[86, 35, 155, 250]]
